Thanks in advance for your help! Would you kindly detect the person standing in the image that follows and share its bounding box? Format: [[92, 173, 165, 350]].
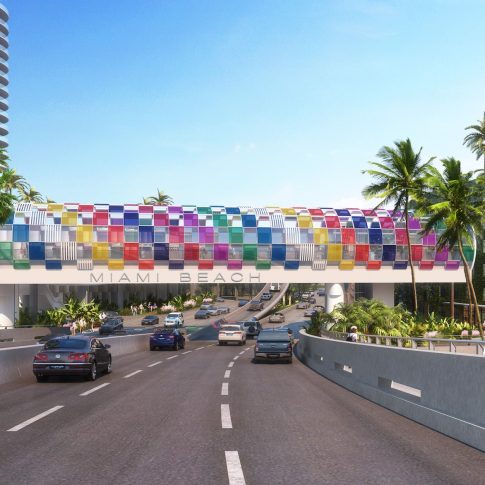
[[346, 325, 358, 342]]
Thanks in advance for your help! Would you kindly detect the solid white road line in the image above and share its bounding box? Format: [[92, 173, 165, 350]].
[[7, 406, 64, 432], [224, 370, 231, 379], [167, 355, 178, 360], [80, 383, 110, 396], [123, 370, 143, 378], [221, 404, 232, 429], [228, 361, 234, 368], [147, 361, 162, 367], [233, 356, 239, 361], [195, 346, 205, 350], [225, 451, 246, 485], [239, 351, 244, 355], [221, 382, 229, 396], [182, 350, 192, 355]]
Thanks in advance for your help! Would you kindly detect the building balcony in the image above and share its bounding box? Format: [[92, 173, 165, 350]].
[[0, 112, 8, 124], [0, 60, 8, 74], [0, 48, 8, 62], [0, 136, 7, 149], [0, 85, 7, 98], [0, 18, 8, 36], [0, 98, 8, 111], [0, 124, 8, 137], [0, 72, 7, 87], [0, 32, 8, 49]]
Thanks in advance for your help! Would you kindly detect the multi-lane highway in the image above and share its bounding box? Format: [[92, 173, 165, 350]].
[[1, 332, 484, 485]]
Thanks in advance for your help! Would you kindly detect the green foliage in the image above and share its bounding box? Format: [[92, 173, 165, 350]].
[[169, 294, 189, 311], [307, 311, 335, 336], [16, 307, 36, 326]]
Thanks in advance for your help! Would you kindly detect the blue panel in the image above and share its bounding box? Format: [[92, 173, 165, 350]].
[[169, 261, 184, 270], [370, 220, 381, 228], [284, 260, 299, 270], [271, 244, 286, 261], [335, 209, 350, 216], [109, 205, 124, 212], [45, 260, 62, 270], [393, 261, 408, 270], [139, 226, 154, 243], [382, 245, 396, 261], [29, 242, 45, 261], [154, 243, 169, 260], [225, 207, 240, 214], [352, 216, 367, 229], [369, 229, 382, 244], [257, 228, 272, 244], [124, 212, 139, 226], [241, 215, 256, 227], [13, 225, 29, 242]]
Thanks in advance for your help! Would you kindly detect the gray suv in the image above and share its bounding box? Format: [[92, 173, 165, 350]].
[[239, 321, 262, 339]]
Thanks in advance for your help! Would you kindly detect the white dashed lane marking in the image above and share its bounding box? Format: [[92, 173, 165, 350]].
[[225, 451, 246, 485], [80, 383, 110, 396], [167, 355, 178, 360], [233, 356, 239, 361], [239, 351, 245, 355], [224, 370, 231, 379], [195, 346, 205, 351], [124, 370, 143, 378], [221, 382, 229, 396], [228, 362, 234, 368], [7, 406, 64, 432], [147, 361, 162, 367], [221, 404, 232, 429], [182, 351, 192, 355]]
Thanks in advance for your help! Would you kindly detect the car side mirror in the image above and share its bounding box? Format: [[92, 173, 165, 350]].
[[104, 344, 111, 349]]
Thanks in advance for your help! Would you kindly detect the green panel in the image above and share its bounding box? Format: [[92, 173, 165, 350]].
[[213, 214, 227, 227], [229, 227, 243, 244], [139, 219, 152, 226], [243, 244, 257, 261], [197, 207, 212, 214], [463, 246, 474, 263], [13, 260, 30, 270], [0, 242, 12, 261], [256, 260, 271, 270]]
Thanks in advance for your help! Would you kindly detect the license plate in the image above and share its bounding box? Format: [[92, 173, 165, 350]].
[[268, 354, 279, 358], [226, 333, 233, 336], [50, 365, 65, 369]]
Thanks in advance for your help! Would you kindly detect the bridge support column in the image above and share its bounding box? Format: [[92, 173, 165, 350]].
[[0, 285, 18, 328], [325, 283, 344, 313], [372, 283, 395, 307]]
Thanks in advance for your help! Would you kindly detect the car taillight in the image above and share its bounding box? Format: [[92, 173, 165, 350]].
[[234, 331, 241, 334], [69, 352, 89, 361], [34, 352, 48, 361]]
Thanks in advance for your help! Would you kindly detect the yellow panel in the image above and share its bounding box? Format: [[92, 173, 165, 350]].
[[62, 212, 78, 226], [76, 226, 93, 243], [108, 259, 124, 270], [339, 260, 355, 270], [298, 215, 312, 228], [48, 203, 64, 212], [314, 228, 328, 244], [327, 244, 342, 262], [281, 208, 296, 215], [93, 242, 109, 260]]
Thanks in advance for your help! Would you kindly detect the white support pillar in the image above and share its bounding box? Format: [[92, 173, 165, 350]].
[[325, 283, 344, 313], [0, 285, 18, 328], [372, 283, 395, 307]]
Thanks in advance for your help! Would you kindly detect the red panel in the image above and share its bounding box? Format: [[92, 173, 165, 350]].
[[108, 226, 124, 243], [325, 216, 340, 228], [94, 212, 109, 226], [355, 245, 369, 261], [362, 209, 376, 216], [154, 213, 169, 226], [184, 243, 199, 261], [78, 204, 94, 212], [379, 217, 394, 229], [308, 209, 324, 216], [124, 243, 139, 261], [139, 205, 154, 213], [395, 229, 408, 245], [139, 260, 154, 270], [419, 261, 434, 270], [169, 226, 184, 243], [341, 228, 355, 244], [411, 245, 423, 262], [367, 261, 381, 270], [198, 261, 214, 270], [227, 260, 243, 270]]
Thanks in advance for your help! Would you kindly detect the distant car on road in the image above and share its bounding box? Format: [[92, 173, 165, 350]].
[[261, 292, 272, 301], [249, 300, 264, 311], [314, 305, 325, 312], [296, 302, 310, 309], [269, 312, 285, 324], [217, 306, 231, 314], [304, 309, 317, 318], [317, 288, 326, 296], [216, 297, 225, 302], [270, 283, 281, 292], [99, 317, 124, 336], [194, 309, 211, 319], [141, 315, 159, 326], [238, 320, 262, 339], [164, 312, 184, 327], [33, 336, 112, 382], [254, 330, 292, 363], [218, 324, 246, 346], [301, 292, 310, 301], [150, 328, 185, 351], [238, 299, 249, 307], [308, 297, 316, 304], [101, 310, 122, 322]]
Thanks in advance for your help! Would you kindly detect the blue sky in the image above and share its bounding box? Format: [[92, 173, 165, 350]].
[[3, 0, 485, 207]]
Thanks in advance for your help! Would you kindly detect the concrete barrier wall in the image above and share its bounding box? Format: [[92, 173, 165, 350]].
[[0, 334, 149, 386], [298, 330, 485, 452]]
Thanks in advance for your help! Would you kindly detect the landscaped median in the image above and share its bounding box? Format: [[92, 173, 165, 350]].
[[296, 329, 485, 452]]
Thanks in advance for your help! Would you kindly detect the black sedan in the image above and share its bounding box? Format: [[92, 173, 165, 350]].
[[99, 317, 124, 335], [194, 309, 211, 319], [150, 328, 185, 351], [33, 336, 112, 382], [141, 315, 159, 325]]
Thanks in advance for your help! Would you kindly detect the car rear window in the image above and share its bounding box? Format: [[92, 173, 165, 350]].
[[221, 326, 241, 331], [167, 313, 179, 318], [45, 338, 87, 350], [257, 332, 290, 342], [155, 329, 174, 334]]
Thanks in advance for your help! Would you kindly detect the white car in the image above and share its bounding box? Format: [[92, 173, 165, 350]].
[[218, 324, 246, 346], [164, 312, 184, 327], [261, 292, 272, 301]]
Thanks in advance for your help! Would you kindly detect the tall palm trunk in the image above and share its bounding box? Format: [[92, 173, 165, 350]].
[[458, 239, 483, 339], [404, 198, 418, 313]]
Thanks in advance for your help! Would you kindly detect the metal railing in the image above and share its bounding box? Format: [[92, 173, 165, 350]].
[[321, 330, 485, 356]]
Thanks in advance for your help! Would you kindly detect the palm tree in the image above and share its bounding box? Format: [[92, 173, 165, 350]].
[[420, 158, 484, 338], [19, 185, 44, 203], [464, 112, 485, 172], [0, 191, 15, 225], [0, 168, 27, 195], [0, 147, 10, 173], [362, 139, 435, 314], [143, 189, 173, 206]]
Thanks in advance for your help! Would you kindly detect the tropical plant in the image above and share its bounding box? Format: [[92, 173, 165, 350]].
[[464, 112, 485, 171], [362, 138, 435, 313], [169, 295, 190, 311], [143, 189, 173, 206], [19, 185, 44, 203], [419, 158, 484, 338], [0, 168, 27, 195], [0, 191, 15, 225], [0, 147, 9, 173]]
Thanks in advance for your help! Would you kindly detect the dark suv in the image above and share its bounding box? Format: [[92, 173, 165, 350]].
[[239, 320, 262, 339], [99, 317, 124, 336]]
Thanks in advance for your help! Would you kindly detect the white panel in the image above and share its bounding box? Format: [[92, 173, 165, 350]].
[[254, 207, 268, 215], [270, 213, 284, 228], [312, 261, 327, 270], [300, 243, 314, 262], [30, 210, 46, 226], [44, 225, 61, 242], [285, 227, 300, 244], [61, 242, 77, 261], [77, 259, 93, 270]]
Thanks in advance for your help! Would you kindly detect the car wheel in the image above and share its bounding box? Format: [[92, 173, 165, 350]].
[[218, 341, 222, 346], [150, 346, 155, 351], [35, 375, 47, 383], [243, 340, 246, 345], [106, 358, 112, 374], [86, 363, 97, 381]]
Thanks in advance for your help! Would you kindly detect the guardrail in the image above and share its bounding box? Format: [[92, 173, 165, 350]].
[[297, 329, 485, 452], [321, 330, 485, 356]]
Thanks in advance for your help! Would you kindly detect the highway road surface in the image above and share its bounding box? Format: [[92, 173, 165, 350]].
[[0, 333, 484, 484]]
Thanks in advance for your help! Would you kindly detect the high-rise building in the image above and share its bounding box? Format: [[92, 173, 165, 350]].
[[0, 4, 8, 148]]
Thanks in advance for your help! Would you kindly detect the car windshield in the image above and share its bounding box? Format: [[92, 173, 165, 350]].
[[103, 319, 118, 324], [257, 331, 290, 342], [241, 322, 254, 327], [221, 326, 240, 332], [167, 313, 179, 318], [45, 338, 87, 350], [155, 329, 174, 335]]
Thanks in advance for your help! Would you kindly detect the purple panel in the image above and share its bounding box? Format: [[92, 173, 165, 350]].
[[184, 214, 198, 226], [227, 260, 242, 270], [445, 261, 460, 270], [199, 227, 214, 243], [168, 206, 183, 213], [110, 217, 124, 225], [408, 217, 421, 230], [435, 248, 448, 262], [422, 233, 436, 245], [214, 244, 228, 261]]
